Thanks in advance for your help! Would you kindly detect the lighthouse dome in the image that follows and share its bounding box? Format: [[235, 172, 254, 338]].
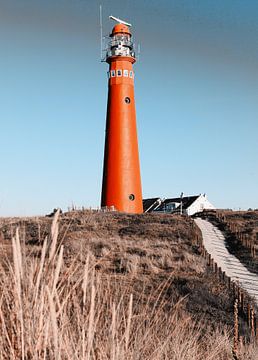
[[111, 24, 131, 36]]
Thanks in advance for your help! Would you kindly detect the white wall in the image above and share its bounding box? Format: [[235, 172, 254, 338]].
[[186, 194, 215, 216]]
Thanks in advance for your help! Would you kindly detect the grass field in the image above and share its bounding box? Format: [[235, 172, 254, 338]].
[[0, 210, 257, 359]]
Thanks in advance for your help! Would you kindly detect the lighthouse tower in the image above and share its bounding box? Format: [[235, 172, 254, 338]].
[[101, 17, 143, 214]]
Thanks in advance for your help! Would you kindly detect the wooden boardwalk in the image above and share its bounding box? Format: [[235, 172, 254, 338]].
[[195, 218, 258, 306]]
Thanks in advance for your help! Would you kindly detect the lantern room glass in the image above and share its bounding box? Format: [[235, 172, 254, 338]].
[[106, 33, 135, 59]]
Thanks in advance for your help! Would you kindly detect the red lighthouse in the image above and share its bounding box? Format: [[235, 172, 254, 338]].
[[101, 16, 143, 213]]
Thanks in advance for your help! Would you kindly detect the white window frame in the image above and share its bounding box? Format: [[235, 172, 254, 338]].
[[129, 71, 134, 78], [111, 70, 116, 77], [117, 69, 122, 77], [123, 69, 129, 77]]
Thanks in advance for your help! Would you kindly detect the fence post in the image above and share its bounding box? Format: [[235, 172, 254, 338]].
[[251, 306, 255, 338], [208, 254, 211, 266], [239, 291, 244, 312], [211, 258, 214, 271], [247, 303, 251, 328], [218, 267, 222, 280], [228, 276, 231, 290], [256, 317, 258, 342], [233, 298, 239, 360], [214, 262, 217, 275]]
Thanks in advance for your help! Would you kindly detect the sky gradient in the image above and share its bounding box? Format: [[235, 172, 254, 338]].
[[0, 0, 257, 216]]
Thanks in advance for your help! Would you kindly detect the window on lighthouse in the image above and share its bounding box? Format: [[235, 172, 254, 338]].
[[117, 70, 122, 77]]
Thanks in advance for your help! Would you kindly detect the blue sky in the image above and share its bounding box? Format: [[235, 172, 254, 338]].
[[0, 0, 257, 216]]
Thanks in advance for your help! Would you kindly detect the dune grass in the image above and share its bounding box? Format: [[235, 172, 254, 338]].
[[0, 211, 257, 359]]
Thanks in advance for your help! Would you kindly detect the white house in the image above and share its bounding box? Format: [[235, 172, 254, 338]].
[[143, 194, 215, 216], [183, 194, 215, 216]]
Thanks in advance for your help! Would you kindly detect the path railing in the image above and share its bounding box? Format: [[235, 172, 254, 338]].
[[188, 214, 258, 355], [213, 211, 258, 259]]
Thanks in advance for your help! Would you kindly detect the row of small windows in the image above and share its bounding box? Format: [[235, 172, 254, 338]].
[[108, 70, 134, 79]]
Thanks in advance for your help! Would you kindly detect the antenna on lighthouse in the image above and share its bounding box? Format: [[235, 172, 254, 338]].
[[109, 15, 132, 27], [99, 5, 103, 61]]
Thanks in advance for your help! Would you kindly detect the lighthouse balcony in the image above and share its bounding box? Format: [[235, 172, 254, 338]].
[[106, 47, 135, 59]]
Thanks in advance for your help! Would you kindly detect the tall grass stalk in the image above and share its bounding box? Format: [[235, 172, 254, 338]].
[[46, 286, 59, 359], [124, 293, 133, 352], [49, 209, 60, 262], [12, 229, 25, 360]]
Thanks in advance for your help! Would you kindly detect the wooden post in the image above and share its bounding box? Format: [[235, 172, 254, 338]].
[[218, 267, 222, 280], [233, 298, 239, 360], [208, 254, 211, 266], [251, 306, 255, 338], [247, 303, 251, 328], [228, 276, 231, 290], [240, 290, 245, 311], [256, 317, 258, 342], [232, 282, 236, 296]]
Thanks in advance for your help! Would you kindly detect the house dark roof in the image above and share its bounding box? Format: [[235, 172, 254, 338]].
[[143, 198, 161, 212], [165, 196, 198, 208], [154, 196, 199, 212], [143, 195, 203, 213]]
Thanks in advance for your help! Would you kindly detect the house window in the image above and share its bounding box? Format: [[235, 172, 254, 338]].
[[167, 203, 176, 211], [123, 69, 129, 77], [129, 71, 133, 78], [117, 69, 122, 77], [111, 70, 116, 77]]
